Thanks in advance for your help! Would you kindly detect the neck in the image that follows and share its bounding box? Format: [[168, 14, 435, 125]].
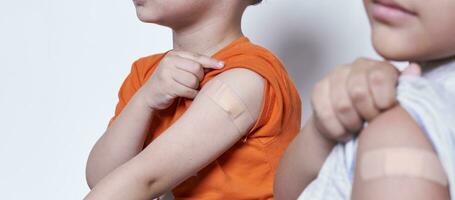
[[419, 56, 455, 74], [172, 15, 244, 56]]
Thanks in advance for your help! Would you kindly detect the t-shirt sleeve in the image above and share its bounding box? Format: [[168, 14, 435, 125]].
[[108, 61, 143, 127], [397, 75, 455, 196], [208, 54, 288, 142]]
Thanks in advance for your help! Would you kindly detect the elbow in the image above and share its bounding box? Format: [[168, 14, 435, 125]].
[[85, 146, 100, 189], [126, 163, 165, 198], [144, 174, 168, 198], [86, 177, 95, 190], [85, 150, 110, 189], [85, 158, 102, 189], [85, 166, 97, 189]]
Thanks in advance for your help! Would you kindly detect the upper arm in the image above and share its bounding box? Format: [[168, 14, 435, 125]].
[[352, 106, 449, 200], [130, 68, 265, 194]]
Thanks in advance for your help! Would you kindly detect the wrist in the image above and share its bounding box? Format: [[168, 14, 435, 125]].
[[308, 116, 337, 145], [132, 89, 157, 113]]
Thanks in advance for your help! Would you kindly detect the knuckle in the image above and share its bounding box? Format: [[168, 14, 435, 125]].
[[346, 119, 362, 132], [368, 69, 387, 85], [336, 133, 352, 142], [186, 89, 197, 97], [349, 85, 368, 102], [347, 73, 365, 87], [326, 128, 347, 141], [192, 53, 202, 59], [190, 77, 199, 87], [334, 100, 352, 114], [191, 63, 202, 71], [182, 89, 191, 96], [354, 57, 369, 64], [336, 64, 350, 71]]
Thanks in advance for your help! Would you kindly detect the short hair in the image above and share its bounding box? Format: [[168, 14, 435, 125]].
[[251, 0, 262, 5]]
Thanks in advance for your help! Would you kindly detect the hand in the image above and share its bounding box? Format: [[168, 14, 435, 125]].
[[311, 58, 421, 142], [139, 50, 224, 110]]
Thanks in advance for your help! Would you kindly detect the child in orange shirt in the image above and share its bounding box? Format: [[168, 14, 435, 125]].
[[85, 0, 302, 199]]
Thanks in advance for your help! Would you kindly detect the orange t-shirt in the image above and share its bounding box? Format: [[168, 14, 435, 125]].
[[110, 37, 301, 199]]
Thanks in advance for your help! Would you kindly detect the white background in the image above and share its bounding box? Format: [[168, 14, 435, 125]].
[[0, 0, 379, 199]]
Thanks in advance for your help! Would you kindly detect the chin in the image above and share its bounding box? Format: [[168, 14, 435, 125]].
[[135, 8, 162, 23], [134, 6, 199, 29], [371, 27, 431, 61], [373, 42, 419, 61], [373, 37, 455, 62]]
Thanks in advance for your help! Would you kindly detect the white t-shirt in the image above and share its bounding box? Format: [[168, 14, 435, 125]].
[[299, 60, 455, 200]]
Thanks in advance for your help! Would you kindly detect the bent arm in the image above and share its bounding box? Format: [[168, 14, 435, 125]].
[[274, 116, 335, 200], [84, 68, 265, 200], [86, 86, 157, 188]]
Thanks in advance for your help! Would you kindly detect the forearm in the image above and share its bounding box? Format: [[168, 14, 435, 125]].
[[86, 69, 266, 198], [85, 156, 161, 200], [86, 89, 156, 188], [275, 116, 335, 200]]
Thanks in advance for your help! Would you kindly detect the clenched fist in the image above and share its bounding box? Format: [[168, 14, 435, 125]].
[[138, 50, 225, 110], [311, 58, 421, 142]]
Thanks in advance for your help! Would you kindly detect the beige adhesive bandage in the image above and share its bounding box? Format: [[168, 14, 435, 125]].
[[201, 79, 254, 134], [360, 148, 448, 186]]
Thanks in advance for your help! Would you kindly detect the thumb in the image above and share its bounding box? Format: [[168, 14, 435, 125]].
[[402, 63, 422, 76]]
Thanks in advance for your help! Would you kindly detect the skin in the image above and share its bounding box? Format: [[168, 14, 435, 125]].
[[352, 0, 454, 199], [85, 51, 224, 187], [275, 0, 454, 199], [85, 0, 266, 199], [367, 0, 455, 61], [352, 106, 450, 200], [274, 35, 405, 200]]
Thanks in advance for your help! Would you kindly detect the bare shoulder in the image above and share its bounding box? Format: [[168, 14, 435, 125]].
[[359, 105, 433, 149], [202, 68, 266, 119]]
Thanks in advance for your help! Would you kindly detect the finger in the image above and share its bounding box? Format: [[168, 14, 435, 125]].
[[368, 62, 399, 110], [347, 69, 381, 121], [402, 63, 422, 76], [172, 68, 200, 89], [172, 51, 224, 69], [329, 67, 363, 133], [174, 58, 205, 81], [171, 80, 199, 99], [312, 79, 349, 142]]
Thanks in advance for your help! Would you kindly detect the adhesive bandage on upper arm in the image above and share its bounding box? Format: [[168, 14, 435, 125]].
[[200, 79, 255, 134], [360, 147, 448, 186]]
